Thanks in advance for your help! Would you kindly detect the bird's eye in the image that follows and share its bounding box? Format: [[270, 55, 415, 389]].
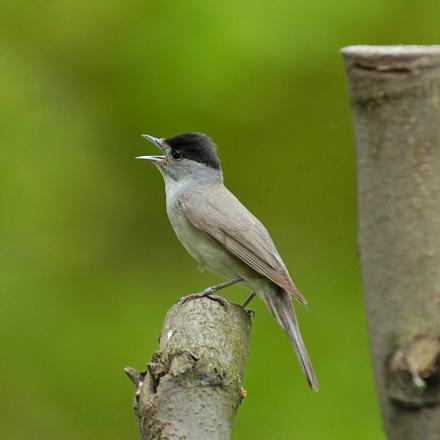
[[171, 149, 182, 160]]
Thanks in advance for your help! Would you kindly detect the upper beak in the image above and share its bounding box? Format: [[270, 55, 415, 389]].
[[136, 134, 166, 164]]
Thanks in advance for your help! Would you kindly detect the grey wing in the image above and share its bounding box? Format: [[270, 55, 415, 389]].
[[179, 185, 307, 305]]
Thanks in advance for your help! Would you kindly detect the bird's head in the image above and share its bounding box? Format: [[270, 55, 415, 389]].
[[137, 132, 222, 184]]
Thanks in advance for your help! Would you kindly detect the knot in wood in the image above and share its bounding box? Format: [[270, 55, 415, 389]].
[[388, 334, 440, 408]]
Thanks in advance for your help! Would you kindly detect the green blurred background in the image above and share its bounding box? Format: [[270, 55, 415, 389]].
[[1, 0, 439, 438]]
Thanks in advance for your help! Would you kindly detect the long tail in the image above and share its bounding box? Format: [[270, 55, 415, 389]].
[[263, 285, 318, 391]]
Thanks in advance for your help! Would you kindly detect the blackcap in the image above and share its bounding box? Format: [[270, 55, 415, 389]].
[[137, 132, 317, 390]]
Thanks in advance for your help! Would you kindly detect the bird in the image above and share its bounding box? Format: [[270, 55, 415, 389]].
[[137, 132, 318, 390]]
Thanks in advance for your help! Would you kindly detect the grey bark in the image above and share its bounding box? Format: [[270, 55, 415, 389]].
[[342, 45, 440, 439], [125, 296, 252, 440]]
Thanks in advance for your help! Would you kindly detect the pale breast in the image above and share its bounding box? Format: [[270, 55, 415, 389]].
[[166, 191, 255, 280]]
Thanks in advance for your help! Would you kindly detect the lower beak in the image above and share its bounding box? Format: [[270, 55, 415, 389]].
[[136, 155, 166, 164]]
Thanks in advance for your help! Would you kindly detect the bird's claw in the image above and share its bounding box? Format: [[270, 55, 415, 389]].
[[177, 292, 229, 310], [205, 294, 230, 309], [177, 293, 201, 305]]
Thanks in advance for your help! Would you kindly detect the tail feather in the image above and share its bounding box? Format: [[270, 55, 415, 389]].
[[263, 285, 318, 391]]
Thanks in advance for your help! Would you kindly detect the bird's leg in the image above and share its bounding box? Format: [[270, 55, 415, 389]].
[[200, 277, 243, 295], [177, 277, 243, 308], [242, 291, 256, 308]]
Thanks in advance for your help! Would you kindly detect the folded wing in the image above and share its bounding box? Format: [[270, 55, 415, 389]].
[[179, 185, 307, 305]]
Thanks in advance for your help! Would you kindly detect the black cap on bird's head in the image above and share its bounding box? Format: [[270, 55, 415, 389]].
[[165, 132, 220, 170], [137, 132, 221, 171]]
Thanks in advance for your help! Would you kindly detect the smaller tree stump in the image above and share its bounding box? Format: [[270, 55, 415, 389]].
[[125, 296, 252, 440]]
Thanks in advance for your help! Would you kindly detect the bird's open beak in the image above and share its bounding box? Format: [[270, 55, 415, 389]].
[[136, 134, 166, 164], [136, 155, 166, 163]]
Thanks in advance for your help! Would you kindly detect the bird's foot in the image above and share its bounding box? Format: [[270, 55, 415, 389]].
[[177, 291, 230, 310]]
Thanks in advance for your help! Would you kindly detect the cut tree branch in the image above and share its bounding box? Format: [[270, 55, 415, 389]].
[[342, 45, 440, 440], [125, 296, 252, 440]]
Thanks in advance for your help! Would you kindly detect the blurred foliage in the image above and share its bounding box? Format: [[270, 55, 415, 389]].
[[1, 0, 439, 438]]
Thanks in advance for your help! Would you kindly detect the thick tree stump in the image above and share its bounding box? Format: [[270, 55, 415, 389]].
[[342, 45, 440, 440]]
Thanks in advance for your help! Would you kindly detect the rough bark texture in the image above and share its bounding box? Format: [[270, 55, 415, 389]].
[[125, 296, 252, 440], [342, 45, 440, 440]]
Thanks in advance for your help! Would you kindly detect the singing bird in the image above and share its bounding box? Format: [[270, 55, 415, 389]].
[[137, 132, 317, 390]]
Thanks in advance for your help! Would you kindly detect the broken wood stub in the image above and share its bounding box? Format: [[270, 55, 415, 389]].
[[125, 297, 252, 440]]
